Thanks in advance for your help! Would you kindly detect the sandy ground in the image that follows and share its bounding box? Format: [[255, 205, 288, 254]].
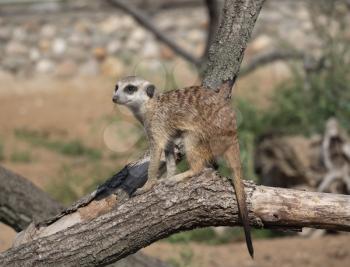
[[144, 234, 350, 267]]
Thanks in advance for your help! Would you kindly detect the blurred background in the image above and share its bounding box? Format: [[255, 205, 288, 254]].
[[0, 0, 349, 266]]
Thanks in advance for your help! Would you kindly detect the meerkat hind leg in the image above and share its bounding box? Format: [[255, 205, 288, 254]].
[[165, 142, 177, 178], [169, 134, 212, 183]]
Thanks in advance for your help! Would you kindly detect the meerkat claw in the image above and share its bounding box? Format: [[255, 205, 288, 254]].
[[135, 179, 157, 195]]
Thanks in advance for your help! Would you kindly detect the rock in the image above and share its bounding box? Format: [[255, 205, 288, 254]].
[[74, 19, 91, 34], [91, 33, 109, 47], [2, 57, 29, 73], [125, 38, 141, 52], [101, 57, 123, 77], [0, 27, 11, 41], [5, 41, 28, 55], [79, 59, 100, 75], [119, 15, 136, 30], [66, 47, 87, 62], [187, 29, 205, 44], [141, 41, 159, 58], [130, 28, 147, 43], [38, 39, 51, 52], [52, 38, 67, 55], [159, 44, 175, 60], [99, 17, 120, 34], [40, 24, 56, 39], [29, 48, 41, 62], [249, 35, 273, 53], [68, 33, 91, 47], [36, 59, 55, 73], [107, 40, 121, 55], [12, 27, 27, 41], [55, 59, 77, 77], [93, 47, 107, 61]]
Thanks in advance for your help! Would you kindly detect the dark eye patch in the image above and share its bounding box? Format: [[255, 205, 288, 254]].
[[124, 84, 138, 94], [146, 84, 155, 98], [115, 85, 119, 92]]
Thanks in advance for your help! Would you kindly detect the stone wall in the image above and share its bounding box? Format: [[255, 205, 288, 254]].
[[0, 0, 328, 78], [0, 6, 207, 78]]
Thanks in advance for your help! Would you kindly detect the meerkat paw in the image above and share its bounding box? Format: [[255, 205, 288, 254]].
[[135, 179, 158, 195], [168, 170, 197, 183]]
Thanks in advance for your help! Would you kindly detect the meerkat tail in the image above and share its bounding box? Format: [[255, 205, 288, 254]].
[[224, 140, 254, 258]]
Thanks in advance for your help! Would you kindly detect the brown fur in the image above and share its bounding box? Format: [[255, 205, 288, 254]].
[[143, 85, 254, 258], [113, 77, 253, 258]]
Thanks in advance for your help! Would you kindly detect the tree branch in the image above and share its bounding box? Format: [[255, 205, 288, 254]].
[[240, 50, 304, 77], [1, 169, 349, 266], [0, 166, 63, 232], [106, 0, 201, 66], [0, 164, 170, 267], [203, 0, 221, 61], [203, 0, 265, 89]]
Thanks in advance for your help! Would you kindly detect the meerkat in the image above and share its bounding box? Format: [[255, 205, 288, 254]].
[[112, 76, 254, 258]]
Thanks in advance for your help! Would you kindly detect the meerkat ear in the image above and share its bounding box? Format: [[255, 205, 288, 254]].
[[146, 84, 155, 98]]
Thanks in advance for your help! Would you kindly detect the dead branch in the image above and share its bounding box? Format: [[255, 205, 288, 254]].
[[0, 164, 170, 267], [240, 50, 304, 77], [1, 169, 349, 266], [106, 0, 220, 68], [255, 118, 350, 195], [106, 0, 201, 65], [319, 118, 350, 193], [0, 166, 63, 232]]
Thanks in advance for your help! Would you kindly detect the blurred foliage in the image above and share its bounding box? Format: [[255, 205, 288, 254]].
[[166, 227, 283, 245], [237, 57, 349, 136], [167, 17, 350, 242], [10, 150, 32, 163], [236, 37, 350, 181], [14, 128, 101, 160], [47, 163, 116, 205], [167, 247, 194, 267]]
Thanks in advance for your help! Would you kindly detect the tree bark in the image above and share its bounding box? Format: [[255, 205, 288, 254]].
[[1, 170, 349, 266], [203, 0, 265, 90], [0, 166, 63, 232], [0, 165, 170, 267], [202, 0, 221, 61]]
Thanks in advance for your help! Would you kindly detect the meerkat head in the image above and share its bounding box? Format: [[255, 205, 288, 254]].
[[113, 76, 156, 110]]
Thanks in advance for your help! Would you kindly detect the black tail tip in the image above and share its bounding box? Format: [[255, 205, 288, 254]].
[[246, 237, 254, 259], [248, 248, 254, 259], [244, 230, 254, 259]]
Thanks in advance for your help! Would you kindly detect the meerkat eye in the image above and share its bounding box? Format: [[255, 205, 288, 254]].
[[124, 85, 137, 94], [115, 85, 119, 92]]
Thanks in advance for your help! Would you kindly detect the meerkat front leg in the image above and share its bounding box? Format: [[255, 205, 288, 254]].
[[142, 143, 163, 192]]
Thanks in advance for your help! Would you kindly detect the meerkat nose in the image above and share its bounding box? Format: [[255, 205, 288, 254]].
[[112, 95, 119, 103]]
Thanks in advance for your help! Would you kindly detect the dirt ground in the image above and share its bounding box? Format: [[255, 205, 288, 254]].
[[144, 234, 350, 267], [1, 71, 348, 267]]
